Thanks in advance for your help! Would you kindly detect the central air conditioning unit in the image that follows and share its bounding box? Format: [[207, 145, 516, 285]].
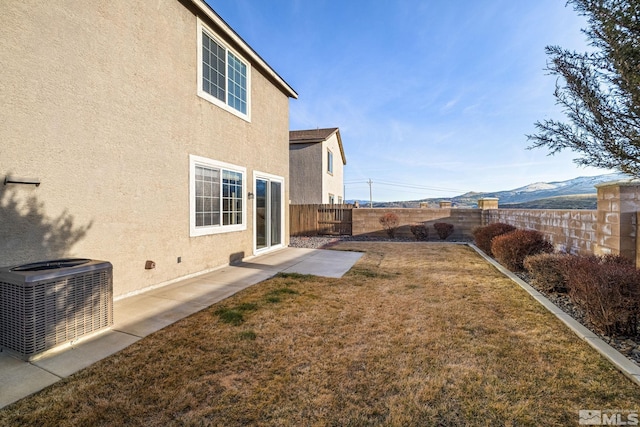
[[0, 258, 113, 360]]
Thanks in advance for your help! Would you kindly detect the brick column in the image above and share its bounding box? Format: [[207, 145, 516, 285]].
[[439, 201, 452, 208], [595, 180, 640, 264]]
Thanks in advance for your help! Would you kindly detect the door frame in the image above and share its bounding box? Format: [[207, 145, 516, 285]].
[[253, 171, 285, 255]]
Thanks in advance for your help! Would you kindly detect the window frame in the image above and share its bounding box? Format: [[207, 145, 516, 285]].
[[197, 19, 251, 122], [327, 149, 334, 175], [190, 154, 247, 237]]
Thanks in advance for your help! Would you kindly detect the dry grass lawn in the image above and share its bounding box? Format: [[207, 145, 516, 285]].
[[1, 242, 640, 426]]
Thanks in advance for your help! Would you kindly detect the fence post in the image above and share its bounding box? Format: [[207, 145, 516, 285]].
[[594, 180, 640, 265]]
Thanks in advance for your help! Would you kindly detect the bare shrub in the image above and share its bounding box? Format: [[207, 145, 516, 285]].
[[523, 252, 573, 293], [472, 223, 516, 256], [599, 254, 635, 266], [563, 255, 640, 336], [379, 212, 399, 238], [491, 229, 553, 271], [433, 222, 454, 240], [409, 223, 429, 241]]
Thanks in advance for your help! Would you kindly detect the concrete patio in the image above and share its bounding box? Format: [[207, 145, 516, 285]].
[[0, 247, 363, 409]]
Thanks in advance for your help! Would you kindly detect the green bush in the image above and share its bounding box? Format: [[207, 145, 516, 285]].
[[409, 223, 429, 241], [491, 229, 553, 271], [472, 223, 516, 256], [523, 252, 573, 293], [379, 212, 400, 238], [563, 255, 640, 336], [433, 222, 454, 240]]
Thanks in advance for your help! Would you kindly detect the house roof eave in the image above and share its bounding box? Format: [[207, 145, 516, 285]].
[[289, 127, 346, 165], [335, 129, 347, 165]]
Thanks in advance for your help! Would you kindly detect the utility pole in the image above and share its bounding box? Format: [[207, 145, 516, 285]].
[[368, 178, 373, 208]]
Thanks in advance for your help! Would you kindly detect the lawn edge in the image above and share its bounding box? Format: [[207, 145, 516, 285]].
[[467, 243, 640, 387]]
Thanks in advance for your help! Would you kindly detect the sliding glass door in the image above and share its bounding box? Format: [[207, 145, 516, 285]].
[[255, 175, 283, 251]]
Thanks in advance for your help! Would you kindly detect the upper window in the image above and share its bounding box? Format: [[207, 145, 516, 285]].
[[198, 20, 250, 120], [190, 155, 246, 236], [327, 149, 334, 174]]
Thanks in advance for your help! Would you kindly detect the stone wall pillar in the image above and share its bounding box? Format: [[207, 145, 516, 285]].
[[595, 180, 640, 264], [478, 197, 498, 227], [439, 201, 452, 209], [478, 198, 498, 210]]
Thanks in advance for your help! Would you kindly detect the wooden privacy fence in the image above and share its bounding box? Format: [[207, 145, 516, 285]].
[[290, 204, 353, 236]]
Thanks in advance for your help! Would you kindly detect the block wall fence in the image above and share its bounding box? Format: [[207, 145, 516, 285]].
[[349, 180, 640, 266], [351, 208, 482, 241]]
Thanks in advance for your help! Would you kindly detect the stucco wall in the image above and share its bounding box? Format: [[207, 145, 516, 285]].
[[289, 142, 322, 204], [322, 134, 344, 203], [1, 1, 291, 297]]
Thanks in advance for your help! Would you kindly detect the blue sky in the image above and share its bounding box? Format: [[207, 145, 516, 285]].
[[207, 0, 615, 202]]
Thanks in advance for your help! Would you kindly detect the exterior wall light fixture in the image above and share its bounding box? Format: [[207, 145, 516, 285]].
[[4, 176, 41, 187]]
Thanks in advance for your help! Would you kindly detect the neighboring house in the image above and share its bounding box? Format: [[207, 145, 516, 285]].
[[289, 128, 347, 204], [1, 1, 297, 298]]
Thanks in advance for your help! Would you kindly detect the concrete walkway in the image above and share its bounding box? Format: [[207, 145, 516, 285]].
[[0, 247, 363, 409]]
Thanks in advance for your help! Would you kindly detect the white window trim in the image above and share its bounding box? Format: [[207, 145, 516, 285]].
[[253, 171, 285, 255], [327, 149, 334, 175], [197, 18, 252, 122], [190, 154, 247, 237]]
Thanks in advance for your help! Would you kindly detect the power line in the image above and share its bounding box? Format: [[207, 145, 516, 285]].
[[344, 179, 465, 194], [376, 180, 464, 193]]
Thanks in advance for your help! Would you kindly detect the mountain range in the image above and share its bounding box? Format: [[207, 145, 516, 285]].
[[349, 173, 635, 208]]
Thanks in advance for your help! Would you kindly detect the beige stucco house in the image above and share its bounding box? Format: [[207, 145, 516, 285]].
[[1, 1, 297, 298], [289, 128, 346, 204]]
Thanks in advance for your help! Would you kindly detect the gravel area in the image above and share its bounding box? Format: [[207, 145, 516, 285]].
[[290, 237, 640, 367], [516, 272, 640, 367], [289, 236, 343, 249]]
